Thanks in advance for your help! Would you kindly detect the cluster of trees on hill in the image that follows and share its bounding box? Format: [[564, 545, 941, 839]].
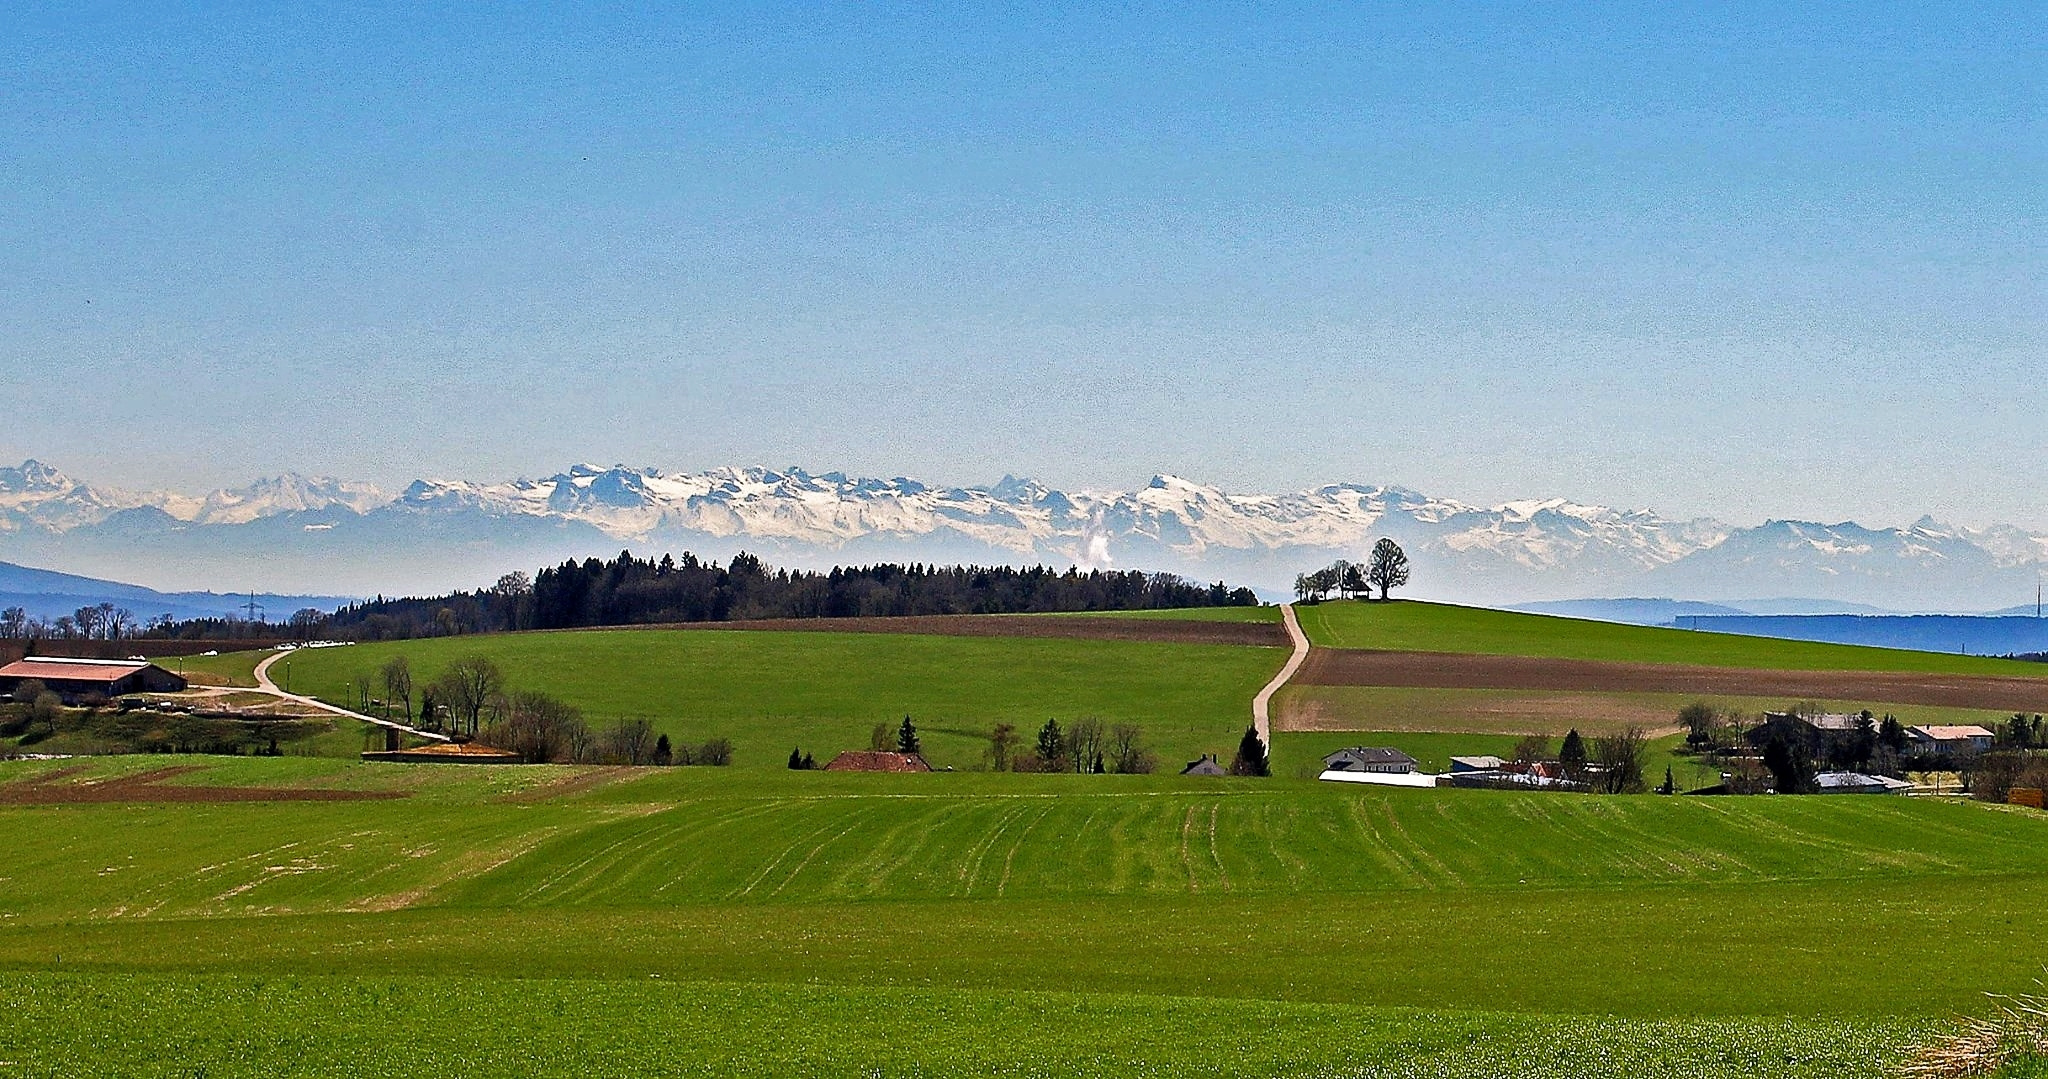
[[355, 652, 729, 765], [302, 553, 1257, 640], [1294, 539, 1409, 603]]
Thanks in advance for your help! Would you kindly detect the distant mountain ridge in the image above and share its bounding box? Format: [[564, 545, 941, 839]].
[[1, 458, 2043, 610], [0, 560, 355, 624]]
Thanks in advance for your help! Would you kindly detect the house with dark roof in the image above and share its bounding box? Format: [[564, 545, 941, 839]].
[[1181, 753, 1227, 776], [823, 750, 932, 773], [1322, 747, 1417, 774], [0, 657, 187, 703], [1744, 710, 1873, 759]]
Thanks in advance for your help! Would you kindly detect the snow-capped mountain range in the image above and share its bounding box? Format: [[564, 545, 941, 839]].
[[3, 458, 2043, 611]]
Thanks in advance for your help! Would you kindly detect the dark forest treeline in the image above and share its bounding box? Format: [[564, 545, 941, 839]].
[[314, 551, 1259, 641]]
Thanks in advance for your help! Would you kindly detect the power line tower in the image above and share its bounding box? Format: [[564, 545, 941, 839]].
[[241, 596, 266, 624]]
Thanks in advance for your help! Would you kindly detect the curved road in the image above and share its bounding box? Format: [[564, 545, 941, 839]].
[[253, 650, 451, 743], [1251, 604, 1309, 745]]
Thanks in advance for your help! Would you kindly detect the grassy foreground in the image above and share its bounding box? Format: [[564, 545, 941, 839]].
[[0, 973, 1925, 1079], [0, 758, 2032, 1073], [1298, 600, 2048, 674]]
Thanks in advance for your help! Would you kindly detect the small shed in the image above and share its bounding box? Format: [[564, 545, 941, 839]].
[[1181, 753, 1227, 776], [1813, 771, 1914, 795], [1323, 747, 1418, 774], [823, 750, 932, 773], [0, 657, 187, 703]]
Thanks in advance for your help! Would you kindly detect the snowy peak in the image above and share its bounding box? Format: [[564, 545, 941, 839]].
[[189, 474, 392, 525], [0, 459, 72, 494]]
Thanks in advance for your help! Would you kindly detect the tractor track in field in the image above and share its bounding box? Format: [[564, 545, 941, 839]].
[[1296, 648, 2048, 713]]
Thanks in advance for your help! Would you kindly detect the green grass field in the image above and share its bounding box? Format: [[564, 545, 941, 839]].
[[0, 752, 2032, 1074], [1298, 600, 2048, 674], [18, 604, 2047, 1074], [0, 973, 1927, 1079], [270, 628, 1284, 770]]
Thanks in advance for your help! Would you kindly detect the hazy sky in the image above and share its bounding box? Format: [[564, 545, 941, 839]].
[[3, 3, 2041, 527]]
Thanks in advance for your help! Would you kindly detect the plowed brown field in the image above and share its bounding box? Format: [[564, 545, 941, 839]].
[[0, 766, 407, 804]]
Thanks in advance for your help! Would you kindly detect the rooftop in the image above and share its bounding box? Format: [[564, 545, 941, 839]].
[[1909, 725, 1996, 740], [0, 657, 155, 682]]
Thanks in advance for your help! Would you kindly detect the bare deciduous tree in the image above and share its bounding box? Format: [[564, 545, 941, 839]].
[[380, 656, 414, 722], [435, 654, 504, 737], [601, 717, 659, 765], [1592, 726, 1648, 794], [1109, 723, 1156, 774], [1067, 717, 1106, 773]]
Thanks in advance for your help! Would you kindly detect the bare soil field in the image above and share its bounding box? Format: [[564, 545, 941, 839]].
[[1278, 687, 1690, 736], [623, 613, 1290, 648], [1299, 649, 2048, 713], [0, 765, 407, 804]]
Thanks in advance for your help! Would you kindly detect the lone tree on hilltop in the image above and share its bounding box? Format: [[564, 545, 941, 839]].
[[897, 715, 921, 755], [1366, 538, 1410, 601], [1230, 726, 1270, 777]]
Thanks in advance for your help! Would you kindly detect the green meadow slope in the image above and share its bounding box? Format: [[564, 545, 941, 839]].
[[273, 628, 1285, 769], [1297, 599, 2048, 674]]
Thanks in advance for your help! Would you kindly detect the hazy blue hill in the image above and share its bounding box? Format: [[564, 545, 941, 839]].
[[0, 561, 355, 623], [1680, 614, 2048, 658], [1512, 598, 1749, 625]]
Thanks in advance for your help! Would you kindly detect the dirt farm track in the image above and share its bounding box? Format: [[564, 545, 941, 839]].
[[1297, 649, 2048, 714]]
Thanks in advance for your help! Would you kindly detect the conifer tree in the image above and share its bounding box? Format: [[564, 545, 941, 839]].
[[1036, 719, 1067, 773], [788, 747, 804, 770], [1559, 728, 1588, 783], [897, 715, 921, 755], [1230, 727, 1270, 777]]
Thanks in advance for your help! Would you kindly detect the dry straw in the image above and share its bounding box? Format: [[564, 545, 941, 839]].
[[1900, 994, 2048, 1078]]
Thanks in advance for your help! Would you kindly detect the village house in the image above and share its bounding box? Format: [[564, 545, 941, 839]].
[[1904, 724, 1996, 755], [1180, 753, 1227, 776], [1323, 747, 1418, 774], [0, 656, 187, 703], [1744, 710, 1872, 758]]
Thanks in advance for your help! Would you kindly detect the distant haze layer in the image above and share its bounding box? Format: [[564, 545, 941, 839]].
[[1, 459, 2042, 613]]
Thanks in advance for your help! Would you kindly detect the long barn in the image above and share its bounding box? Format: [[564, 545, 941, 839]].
[[0, 657, 188, 702]]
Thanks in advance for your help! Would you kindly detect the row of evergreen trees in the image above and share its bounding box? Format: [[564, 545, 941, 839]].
[[317, 552, 1259, 639]]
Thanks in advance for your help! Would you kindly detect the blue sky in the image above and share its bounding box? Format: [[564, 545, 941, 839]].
[[2, 3, 2040, 526]]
